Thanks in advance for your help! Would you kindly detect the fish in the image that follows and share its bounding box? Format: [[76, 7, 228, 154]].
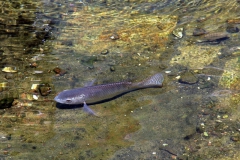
[[54, 73, 164, 115], [197, 32, 229, 43]]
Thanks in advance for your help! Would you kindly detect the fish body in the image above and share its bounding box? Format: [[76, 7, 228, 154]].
[[54, 73, 164, 105], [197, 32, 229, 42]]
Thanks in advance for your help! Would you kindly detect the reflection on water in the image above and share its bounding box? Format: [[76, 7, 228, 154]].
[[0, 0, 240, 159]]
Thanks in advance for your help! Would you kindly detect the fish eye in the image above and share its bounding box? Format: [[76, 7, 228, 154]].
[[66, 99, 72, 103]]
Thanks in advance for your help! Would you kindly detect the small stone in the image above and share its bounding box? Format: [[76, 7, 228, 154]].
[[222, 115, 228, 119], [53, 67, 61, 74], [197, 16, 207, 22], [33, 95, 38, 100], [110, 33, 119, 40], [230, 136, 240, 142], [101, 49, 109, 55], [53, 67, 67, 75], [31, 84, 39, 90], [110, 66, 115, 71], [2, 67, 17, 73], [38, 83, 51, 96], [203, 132, 208, 137], [33, 71, 43, 74], [226, 25, 239, 33], [30, 62, 38, 68], [173, 28, 183, 38], [10, 117, 17, 122]]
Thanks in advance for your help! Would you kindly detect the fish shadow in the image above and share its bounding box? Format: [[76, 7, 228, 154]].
[[56, 103, 83, 109]]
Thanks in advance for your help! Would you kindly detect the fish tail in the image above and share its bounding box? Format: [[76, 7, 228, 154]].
[[136, 73, 164, 88]]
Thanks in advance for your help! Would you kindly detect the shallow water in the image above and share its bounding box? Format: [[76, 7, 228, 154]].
[[0, 0, 240, 159]]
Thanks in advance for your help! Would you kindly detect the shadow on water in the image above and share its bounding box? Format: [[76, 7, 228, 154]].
[[56, 102, 82, 109]]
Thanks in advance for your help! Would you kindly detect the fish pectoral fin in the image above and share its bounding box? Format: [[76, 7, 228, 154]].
[[83, 102, 98, 116]]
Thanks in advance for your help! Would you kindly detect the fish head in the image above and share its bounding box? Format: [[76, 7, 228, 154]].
[[54, 90, 86, 105]]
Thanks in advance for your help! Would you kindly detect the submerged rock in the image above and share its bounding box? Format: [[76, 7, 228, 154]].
[[178, 71, 198, 84], [81, 56, 98, 69], [101, 49, 109, 55], [2, 67, 17, 73], [53, 67, 67, 75], [230, 136, 240, 142], [226, 25, 239, 33], [38, 83, 51, 96], [0, 97, 14, 109], [173, 28, 183, 38]]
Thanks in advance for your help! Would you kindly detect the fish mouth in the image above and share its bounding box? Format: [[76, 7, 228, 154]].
[[54, 96, 61, 103]]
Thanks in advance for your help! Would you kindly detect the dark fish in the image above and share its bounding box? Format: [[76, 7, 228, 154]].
[[54, 73, 164, 115], [197, 32, 229, 42]]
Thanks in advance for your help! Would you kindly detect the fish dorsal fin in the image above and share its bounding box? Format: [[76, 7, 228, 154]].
[[84, 79, 96, 87]]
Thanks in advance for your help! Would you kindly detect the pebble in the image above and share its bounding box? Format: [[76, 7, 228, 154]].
[[222, 115, 228, 119], [203, 132, 209, 137], [230, 136, 240, 142], [53, 67, 67, 75], [10, 117, 17, 122], [2, 67, 17, 73], [110, 33, 119, 40], [110, 66, 115, 71], [197, 16, 207, 22], [31, 84, 39, 90], [30, 62, 38, 68], [38, 83, 51, 96], [173, 28, 183, 38], [101, 49, 109, 55], [33, 71, 43, 74], [33, 95, 38, 100]]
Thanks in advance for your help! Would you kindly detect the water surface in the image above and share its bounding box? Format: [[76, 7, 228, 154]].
[[0, 0, 240, 159]]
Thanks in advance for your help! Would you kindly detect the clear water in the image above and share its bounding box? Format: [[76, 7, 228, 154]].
[[0, 0, 240, 159]]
